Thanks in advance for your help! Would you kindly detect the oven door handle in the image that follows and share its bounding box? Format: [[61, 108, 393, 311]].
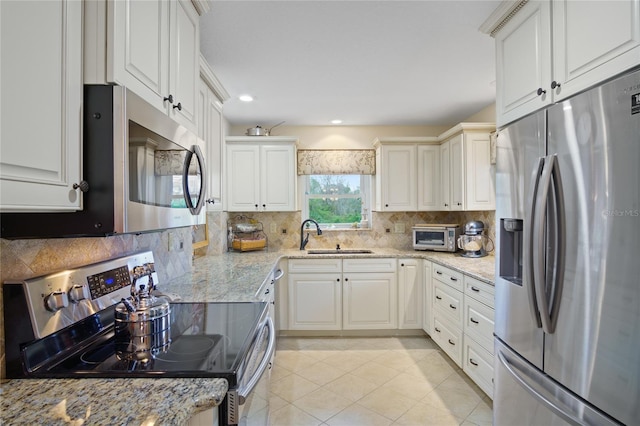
[[237, 316, 276, 404]]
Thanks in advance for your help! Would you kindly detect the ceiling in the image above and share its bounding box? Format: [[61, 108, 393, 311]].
[[200, 1, 501, 127]]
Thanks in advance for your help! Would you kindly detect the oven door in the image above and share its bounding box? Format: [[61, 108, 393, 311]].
[[224, 315, 276, 426], [413, 228, 447, 250]]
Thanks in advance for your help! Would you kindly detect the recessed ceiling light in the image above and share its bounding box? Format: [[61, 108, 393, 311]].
[[331, 119, 343, 124], [239, 94, 254, 102]]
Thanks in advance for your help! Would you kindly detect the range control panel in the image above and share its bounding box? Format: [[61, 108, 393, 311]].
[[6, 251, 157, 339]]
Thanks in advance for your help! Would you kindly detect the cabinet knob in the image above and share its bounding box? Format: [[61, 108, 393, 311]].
[[444, 203, 449, 207], [73, 181, 89, 192], [163, 94, 174, 104], [255, 204, 259, 209], [206, 198, 215, 204], [173, 102, 182, 111], [262, 204, 266, 209], [401, 263, 405, 267], [537, 88, 547, 96], [345, 278, 349, 281], [336, 278, 340, 282], [385, 204, 389, 207], [551, 81, 561, 89]]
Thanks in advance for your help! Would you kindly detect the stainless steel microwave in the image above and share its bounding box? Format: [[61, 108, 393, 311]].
[[412, 224, 461, 252], [0, 85, 206, 238]]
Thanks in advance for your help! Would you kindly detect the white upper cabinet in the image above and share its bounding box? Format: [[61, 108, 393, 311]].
[[375, 143, 417, 211], [87, 0, 200, 132], [0, 0, 83, 212], [417, 145, 441, 211], [439, 124, 496, 212], [225, 137, 297, 212], [373, 137, 439, 212], [492, 0, 640, 127], [199, 56, 229, 211]]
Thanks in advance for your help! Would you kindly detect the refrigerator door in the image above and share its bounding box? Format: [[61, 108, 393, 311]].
[[495, 110, 546, 368], [544, 69, 640, 426], [494, 338, 622, 426]]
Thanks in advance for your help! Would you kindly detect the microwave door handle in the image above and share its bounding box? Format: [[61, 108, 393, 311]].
[[182, 145, 206, 215], [526, 157, 544, 328]]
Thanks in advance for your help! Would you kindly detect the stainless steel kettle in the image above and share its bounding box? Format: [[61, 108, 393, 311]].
[[114, 263, 171, 361]]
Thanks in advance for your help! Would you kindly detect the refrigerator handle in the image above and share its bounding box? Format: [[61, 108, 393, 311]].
[[497, 349, 585, 426], [548, 156, 566, 333], [533, 155, 562, 334], [525, 157, 545, 328]]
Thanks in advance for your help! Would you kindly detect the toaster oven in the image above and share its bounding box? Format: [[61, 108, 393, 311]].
[[412, 224, 461, 252]]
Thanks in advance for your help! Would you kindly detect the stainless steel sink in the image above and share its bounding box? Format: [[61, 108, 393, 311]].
[[306, 249, 373, 255]]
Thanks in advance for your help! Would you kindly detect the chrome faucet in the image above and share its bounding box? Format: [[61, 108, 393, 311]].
[[300, 219, 322, 250]]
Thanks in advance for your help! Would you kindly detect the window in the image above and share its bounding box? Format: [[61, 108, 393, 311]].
[[302, 174, 371, 229]]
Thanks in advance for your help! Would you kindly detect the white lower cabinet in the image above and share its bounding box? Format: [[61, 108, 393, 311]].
[[288, 272, 342, 330], [286, 258, 397, 331], [398, 258, 423, 329], [464, 338, 494, 399], [343, 272, 397, 329], [422, 260, 433, 335], [429, 263, 495, 397]]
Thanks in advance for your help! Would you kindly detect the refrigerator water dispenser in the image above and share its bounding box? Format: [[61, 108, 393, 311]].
[[499, 218, 523, 285]]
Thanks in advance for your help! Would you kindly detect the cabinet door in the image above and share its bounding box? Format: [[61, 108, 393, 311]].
[[464, 133, 495, 210], [439, 141, 451, 210], [0, 0, 83, 212], [109, 0, 170, 113], [423, 260, 433, 335], [168, 0, 199, 132], [343, 272, 397, 329], [261, 144, 296, 211], [552, 0, 640, 101], [417, 145, 440, 211], [226, 144, 260, 211], [495, 0, 552, 127], [449, 135, 465, 211], [398, 259, 423, 329], [199, 80, 223, 210], [288, 273, 342, 330], [379, 145, 416, 211]]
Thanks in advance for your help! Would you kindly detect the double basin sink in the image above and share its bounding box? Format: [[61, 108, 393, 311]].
[[306, 249, 373, 255]]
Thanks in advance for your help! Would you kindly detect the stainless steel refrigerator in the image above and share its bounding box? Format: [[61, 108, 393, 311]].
[[494, 67, 640, 426]]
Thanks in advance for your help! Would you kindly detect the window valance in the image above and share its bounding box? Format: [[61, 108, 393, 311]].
[[297, 149, 376, 175]]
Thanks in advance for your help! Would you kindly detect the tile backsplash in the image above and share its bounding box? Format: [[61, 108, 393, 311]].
[[203, 210, 495, 253]]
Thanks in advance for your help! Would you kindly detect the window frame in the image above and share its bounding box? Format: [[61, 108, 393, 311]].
[[301, 174, 372, 230]]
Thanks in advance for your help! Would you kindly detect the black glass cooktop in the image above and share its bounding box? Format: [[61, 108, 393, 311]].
[[20, 302, 267, 386]]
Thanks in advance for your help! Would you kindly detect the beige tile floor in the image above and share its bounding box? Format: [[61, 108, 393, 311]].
[[269, 336, 493, 426]]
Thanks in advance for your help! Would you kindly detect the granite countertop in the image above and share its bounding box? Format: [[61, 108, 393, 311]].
[[1, 247, 494, 425], [0, 378, 227, 426]]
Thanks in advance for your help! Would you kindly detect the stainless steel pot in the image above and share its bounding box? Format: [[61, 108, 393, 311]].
[[245, 121, 285, 136]]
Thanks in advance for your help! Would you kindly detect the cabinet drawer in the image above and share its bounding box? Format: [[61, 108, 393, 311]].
[[464, 297, 495, 354], [432, 263, 463, 292], [463, 337, 494, 399], [433, 281, 464, 327], [464, 275, 495, 308], [343, 258, 396, 273], [432, 317, 463, 367], [289, 258, 342, 273]]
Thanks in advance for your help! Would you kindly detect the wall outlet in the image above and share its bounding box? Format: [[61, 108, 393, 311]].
[[270, 222, 277, 234], [385, 228, 391, 233], [282, 229, 287, 234], [394, 223, 406, 233]]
